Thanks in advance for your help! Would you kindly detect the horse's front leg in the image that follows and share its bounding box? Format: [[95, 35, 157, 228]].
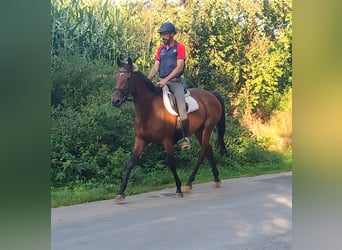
[[164, 140, 183, 198], [184, 129, 218, 192], [115, 137, 148, 202]]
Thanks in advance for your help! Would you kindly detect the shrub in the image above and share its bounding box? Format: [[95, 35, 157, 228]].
[[51, 54, 114, 108], [51, 98, 134, 187]]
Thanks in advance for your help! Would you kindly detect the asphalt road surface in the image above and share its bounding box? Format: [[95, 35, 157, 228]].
[[52, 172, 292, 250]]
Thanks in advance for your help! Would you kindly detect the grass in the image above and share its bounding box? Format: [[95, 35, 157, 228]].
[[51, 151, 291, 208], [241, 88, 292, 152]]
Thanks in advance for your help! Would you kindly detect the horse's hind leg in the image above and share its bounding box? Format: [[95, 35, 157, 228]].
[[183, 149, 206, 192], [184, 129, 212, 191], [206, 144, 221, 188], [184, 143, 220, 191]]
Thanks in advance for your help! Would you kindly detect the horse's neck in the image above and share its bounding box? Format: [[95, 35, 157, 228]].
[[133, 76, 157, 117]]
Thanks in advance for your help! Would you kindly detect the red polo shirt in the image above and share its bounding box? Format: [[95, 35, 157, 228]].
[[155, 40, 186, 61]]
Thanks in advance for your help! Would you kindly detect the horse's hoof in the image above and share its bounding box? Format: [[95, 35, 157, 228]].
[[212, 181, 221, 188], [174, 192, 184, 198], [115, 194, 126, 202], [183, 185, 192, 193]]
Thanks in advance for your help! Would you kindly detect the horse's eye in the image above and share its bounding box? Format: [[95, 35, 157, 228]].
[[127, 77, 131, 81]]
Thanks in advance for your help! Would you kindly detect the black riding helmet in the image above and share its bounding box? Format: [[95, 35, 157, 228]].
[[158, 22, 177, 34]]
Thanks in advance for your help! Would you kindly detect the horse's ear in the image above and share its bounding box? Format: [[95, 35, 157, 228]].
[[117, 57, 123, 68], [128, 57, 133, 70]]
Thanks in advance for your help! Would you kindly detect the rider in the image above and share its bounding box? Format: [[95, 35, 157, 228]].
[[148, 22, 190, 150]]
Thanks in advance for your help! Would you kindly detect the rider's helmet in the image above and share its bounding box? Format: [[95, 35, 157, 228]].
[[158, 22, 177, 34]]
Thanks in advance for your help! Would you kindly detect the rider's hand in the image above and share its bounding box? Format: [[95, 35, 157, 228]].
[[156, 79, 168, 87]]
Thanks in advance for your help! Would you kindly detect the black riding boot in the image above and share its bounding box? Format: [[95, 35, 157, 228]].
[[180, 118, 191, 150]]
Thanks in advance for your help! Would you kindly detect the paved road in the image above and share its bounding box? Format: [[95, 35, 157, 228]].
[[52, 172, 292, 250]]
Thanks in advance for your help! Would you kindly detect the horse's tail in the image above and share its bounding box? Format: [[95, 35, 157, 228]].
[[211, 91, 228, 155]]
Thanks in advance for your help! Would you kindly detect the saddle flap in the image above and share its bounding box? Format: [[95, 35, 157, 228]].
[[162, 86, 199, 116]]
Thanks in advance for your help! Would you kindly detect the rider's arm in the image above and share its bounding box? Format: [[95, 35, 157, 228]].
[[148, 60, 160, 80]]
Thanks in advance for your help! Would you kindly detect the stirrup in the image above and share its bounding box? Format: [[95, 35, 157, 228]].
[[180, 137, 191, 150]]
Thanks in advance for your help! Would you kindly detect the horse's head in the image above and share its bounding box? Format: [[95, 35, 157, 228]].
[[112, 57, 137, 107]]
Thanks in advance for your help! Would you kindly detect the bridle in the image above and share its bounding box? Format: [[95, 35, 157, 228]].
[[114, 67, 161, 103], [114, 70, 136, 102]]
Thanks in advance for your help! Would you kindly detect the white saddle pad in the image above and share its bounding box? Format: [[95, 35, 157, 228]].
[[162, 85, 199, 116]]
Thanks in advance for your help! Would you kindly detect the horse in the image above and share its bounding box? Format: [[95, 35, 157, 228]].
[[111, 57, 227, 202]]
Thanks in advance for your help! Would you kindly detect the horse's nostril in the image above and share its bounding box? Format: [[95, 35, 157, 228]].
[[112, 98, 122, 107]]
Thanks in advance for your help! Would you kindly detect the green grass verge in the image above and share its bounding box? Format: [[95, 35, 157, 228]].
[[51, 151, 292, 208]]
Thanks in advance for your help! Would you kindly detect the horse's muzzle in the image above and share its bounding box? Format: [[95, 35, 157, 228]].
[[112, 97, 122, 107]]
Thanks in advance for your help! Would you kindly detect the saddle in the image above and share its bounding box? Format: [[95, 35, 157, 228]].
[[162, 85, 199, 116]]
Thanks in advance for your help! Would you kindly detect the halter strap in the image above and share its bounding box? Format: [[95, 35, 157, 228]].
[[115, 70, 135, 101]]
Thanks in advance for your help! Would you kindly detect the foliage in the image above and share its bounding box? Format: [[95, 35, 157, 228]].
[[187, 0, 292, 120], [245, 87, 292, 152], [51, 97, 135, 187], [51, 54, 113, 107], [50, 0, 292, 198]]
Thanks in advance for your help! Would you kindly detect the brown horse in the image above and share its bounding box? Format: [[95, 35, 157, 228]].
[[112, 58, 227, 202]]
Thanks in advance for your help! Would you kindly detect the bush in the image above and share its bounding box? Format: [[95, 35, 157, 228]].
[[51, 98, 134, 187], [51, 54, 114, 108], [225, 116, 269, 165]]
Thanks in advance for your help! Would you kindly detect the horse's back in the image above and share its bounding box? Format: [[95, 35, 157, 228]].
[[190, 88, 222, 113], [187, 88, 223, 129]]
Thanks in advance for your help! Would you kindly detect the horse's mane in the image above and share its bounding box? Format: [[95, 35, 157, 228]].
[[136, 71, 162, 95]]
